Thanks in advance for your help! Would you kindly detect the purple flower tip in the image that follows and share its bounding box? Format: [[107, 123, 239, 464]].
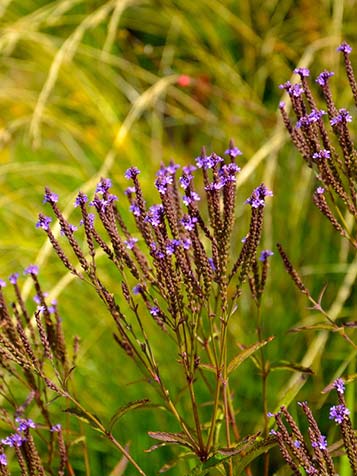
[[294, 67, 310, 77], [316, 70, 334, 87], [316, 186, 325, 195], [50, 424, 62, 432], [245, 184, 273, 208], [9, 273, 19, 285], [334, 378, 345, 394], [24, 265, 39, 276], [330, 108, 352, 126], [36, 214, 52, 231], [279, 101, 285, 108], [337, 42, 352, 54], [132, 284, 143, 295], [0, 279, 6, 288], [149, 306, 160, 317], [0, 453, 7, 466], [312, 149, 331, 161], [259, 250, 274, 262], [312, 435, 327, 451], [43, 189, 58, 204], [96, 178, 112, 194], [329, 404, 350, 424], [124, 167, 141, 180], [224, 146, 242, 157], [124, 237, 138, 250], [74, 192, 88, 207], [15, 417, 36, 432]]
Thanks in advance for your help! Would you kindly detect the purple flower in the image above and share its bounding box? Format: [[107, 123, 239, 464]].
[[224, 146, 242, 157], [205, 180, 225, 191], [269, 429, 277, 436], [312, 149, 331, 161], [60, 223, 77, 236], [337, 42, 352, 54], [279, 101, 286, 108], [166, 239, 181, 255], [316, 70, 334, 87], [124, 237, 138, 249], [296, 109, 326, 128], [36, 215, 52, 231], [0, 454, 7, 466], [15, 417, 36, 432], [195, 153, 223, 170], [293, 440, 301, 448], [150, 242, 165, 259], [208, 258, 216, 272], [179, 174, 193, 190], [124, 186, 136, 196], [50, 424, 62, 432], [132, 284, 143, 295], [334, 378, 345, 394], [43, 190, 58, 204], [181, 215, 198, 231], [24, 265, 39, 276], [329, 404, 350, 424], [96, 178, 112, 194], [74, 192, 88, 207], [149, 306, 160, 316], [182, 191, 200, 206], [33, 292, 48, 304], [181, 238, 191, 250], [245, 184, 273, 208], [219, 163, 240, 183], [294, 67, 310, 77], [129, 202, 141, 216], [144, 204, 164, 227], [124, 167, 140, 180], [279, 81, 304, 97], [2, 433, 25, 447], [182, 165, 196, 174], [80, 213, 95, 229], [259, 250, 274, 262], [9, 273, 19, 285], [267, 412, 275, 418], [316, 187, 325, 195], [312, 435, 327, 451], [330, 108, 352, 126], [90, 194, 118, 211], [155, 174, 173, 194], [157, 163, 180, 176]]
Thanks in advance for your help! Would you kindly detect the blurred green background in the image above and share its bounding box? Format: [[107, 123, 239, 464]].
[[1, 0, 357, 474]]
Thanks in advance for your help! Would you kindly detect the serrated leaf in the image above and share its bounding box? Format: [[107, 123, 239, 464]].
[[270, 361, 314, 374], [227, 336, 274, 375], [148, 431, 194, 451], [217, 432, 261, 457], [109, 398, 149, 431]]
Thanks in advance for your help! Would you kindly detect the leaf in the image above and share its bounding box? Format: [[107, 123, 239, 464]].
[[269, 361, 314, 374], [227, 336, 274, 375], [217, 432, 261, 456], [109, 399, 150, 431], [198, 363, 216, 373], [63, 407, 102, 432], [233, 436, 277, 475], [288, 323, 336, 333], [148, 431, 194, 451], [109, 444, 130, 476]]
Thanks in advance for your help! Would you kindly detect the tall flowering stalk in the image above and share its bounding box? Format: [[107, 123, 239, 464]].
[[279, 42, 357, 249], [35, 143, 274, 471], [269, 379, 357, 475]]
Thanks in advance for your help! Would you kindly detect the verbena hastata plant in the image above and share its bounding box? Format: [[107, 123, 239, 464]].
[[269, 379, 357, 475], [273, 41, 357, 474], [2, 145, 275, 474], [277, 41, 357, 342]]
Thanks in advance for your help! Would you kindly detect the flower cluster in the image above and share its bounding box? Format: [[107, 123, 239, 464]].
[[278, 41, 357, 249], [270, 379, 357, 475]]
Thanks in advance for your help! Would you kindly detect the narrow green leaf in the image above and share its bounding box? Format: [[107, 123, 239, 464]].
[[63, 407, 102, 432], [270, 361, 314, 374], [148, 431, 194, 451], [109, 398, 150, 431], [227, 336, 274, 375]]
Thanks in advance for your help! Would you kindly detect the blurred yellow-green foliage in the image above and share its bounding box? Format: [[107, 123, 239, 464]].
[[1, 1, 357, 474]]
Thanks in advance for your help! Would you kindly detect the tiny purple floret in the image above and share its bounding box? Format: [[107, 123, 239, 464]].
[[0, 279, 6, 288], [0, 454, 7, 466], [334, 378, 345, 394], [124, 167, 140, 180], [9, 273, 19, 285], [259, 250, 274, 262], [96, 178, 112, 194], [224, 146, 242, 157], [294, 67, 310, 77], [312, 435, 327, 451], [24, 265, 39, 276], [245, 184, 273, 208], [36, 215, 52, 231], [43, 190, 58, 204], [50, 424, 62, 432], [316, 71, 334, 87], [124, 238, 138, 249], [15, 417, 36, 432], [74, 193, 88, 207], [329, 404, 350, 424], [337, 42, 352, 54]]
